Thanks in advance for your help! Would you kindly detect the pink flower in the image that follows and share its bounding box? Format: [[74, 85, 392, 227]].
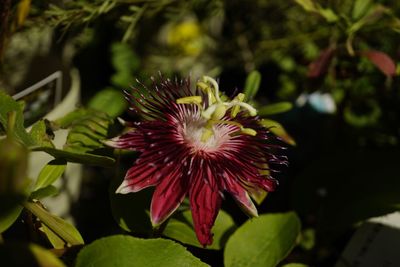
[[107, 75, 286, 246]]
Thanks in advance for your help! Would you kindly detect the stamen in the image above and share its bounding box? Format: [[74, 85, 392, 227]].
[[230, 93, 245, 118]]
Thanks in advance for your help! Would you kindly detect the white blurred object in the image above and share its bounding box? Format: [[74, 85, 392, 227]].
[[296, 91, 336, 114], [335, 212, 400, 267], [23, 69, 82, 223]]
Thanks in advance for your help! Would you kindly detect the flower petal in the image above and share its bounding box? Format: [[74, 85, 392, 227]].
[[116, 163, 161, 194], [223, 175, 258, 217], [189, 166, 222, 247], [150, 168, 187, 226]]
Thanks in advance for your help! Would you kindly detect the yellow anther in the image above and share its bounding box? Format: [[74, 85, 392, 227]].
[[197, 81, 216, 104], [176, 96, 202, 105], [211, 104, 227, 121], [231, 93, 245, 118], [241, 128, 257, 136]]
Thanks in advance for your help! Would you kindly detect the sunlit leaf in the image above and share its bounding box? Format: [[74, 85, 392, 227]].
[[24, 201, 84, 246], [33, 159, 67, 191], [163, 210, 236, 250], [75, 235, 209, 267], [224, 212, 301, 267], [243, 70, 261, 101]]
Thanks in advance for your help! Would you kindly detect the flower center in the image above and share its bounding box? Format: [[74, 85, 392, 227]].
[[177, 76, 258, 143]]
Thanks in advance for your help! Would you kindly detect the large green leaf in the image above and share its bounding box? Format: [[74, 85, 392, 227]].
[[75, 235, 209, 267], [24, 201, 84, 246], [163, 209, 236, 250], [224, 212, 301, 267], [0, 91, 34, 146], [33, 159, 67, 191]]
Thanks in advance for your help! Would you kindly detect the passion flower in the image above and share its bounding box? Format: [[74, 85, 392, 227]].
[[107, 75, 287, 246]]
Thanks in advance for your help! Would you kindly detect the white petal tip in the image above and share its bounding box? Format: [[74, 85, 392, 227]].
[[115, 180, 133, 194]]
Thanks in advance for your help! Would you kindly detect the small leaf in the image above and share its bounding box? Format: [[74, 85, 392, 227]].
[[29, 120, 54, 148], [0, 91, 34, 146], [29, 243, 66, 267], [258, 102, 293, 116], [30, 185, 59, 200], [75, 235, 209, 267], [40, 224, 67, 249], [224, 212, 301, 267], [361, 50, 396, 76], [163, 210, 236, 250], [294, 0, 317, 12], [88, 88, 127, 118], [32, 147, 115, 166], [24, 201, 84, 246], [243, 70, 261, 101], [33, 159, 67, 191], [352, 0, 373, 20], [260, 119, 296, 146]]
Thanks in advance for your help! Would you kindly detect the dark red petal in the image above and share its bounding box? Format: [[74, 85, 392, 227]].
[[361, 50, 396, 76], [189, 166, 222, 247], [150, 168, 188, 226], [116, 163, 161, 194], [308, 47, 335, 78]]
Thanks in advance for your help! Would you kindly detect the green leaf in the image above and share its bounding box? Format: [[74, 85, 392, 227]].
[[111, 42, 140, 88], [0, 91, 34, 146], [88, 88, 127, 118], [260, 119, 296, 146], [40, 223, 68, 249], [29, 120, 54, 148], [258, 102, 293, 116], [32, 147, 115, 166], [352, 0, 373, 20], [24, 201, 84, 246], [294, 0, 317, 12], [243, 70, 261, 101], [30, 185, 59, 200], [54, 109, 89, 128], [33, 159, 67, 191], [75, 235, 209, 267], [0, 243, 66, 267], [281, 264, 309, 267], [0, 204, 23, 233], [163, 210, 236, 250], [224, 212, 301, 267]]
